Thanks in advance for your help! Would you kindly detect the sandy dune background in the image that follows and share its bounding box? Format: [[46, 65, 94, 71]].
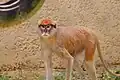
[[0, 0, 120, 79]]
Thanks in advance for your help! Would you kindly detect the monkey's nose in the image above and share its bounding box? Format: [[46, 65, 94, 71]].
[[44, 29, 47, 33]]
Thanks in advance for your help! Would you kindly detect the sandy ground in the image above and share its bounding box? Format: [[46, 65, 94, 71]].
[[0, 0, 9, 4], [0, 0, 120, 80]]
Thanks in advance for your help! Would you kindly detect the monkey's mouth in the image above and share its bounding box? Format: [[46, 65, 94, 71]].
[[41, 33, 50, 38], [43, 34, 48, 36]]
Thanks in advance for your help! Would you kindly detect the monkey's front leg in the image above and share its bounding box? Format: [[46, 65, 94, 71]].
[[58, 48, 74, 80], [42, 49, 53, 80], [66, 56, 74, 80]]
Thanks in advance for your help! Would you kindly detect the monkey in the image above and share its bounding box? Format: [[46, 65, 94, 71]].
[[37, 18, 120, 80]]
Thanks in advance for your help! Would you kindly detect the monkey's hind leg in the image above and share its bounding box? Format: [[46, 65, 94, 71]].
[[73, 59, 85, 79], [73, 54, 86, 79], [85, 42, 97, 80], [60, 48, 74, 80]]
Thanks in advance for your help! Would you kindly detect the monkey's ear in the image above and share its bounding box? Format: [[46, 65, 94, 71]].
[[38, 19, 41, 25], [52, 21, 57, 28], [53, 24, 56, 28]]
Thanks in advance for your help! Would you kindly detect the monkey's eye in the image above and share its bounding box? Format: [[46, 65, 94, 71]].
[[50, 24, 56, 28], [40, 25, 45, 29], [47, 25, 51, 28], [38, 25, 44, 28]]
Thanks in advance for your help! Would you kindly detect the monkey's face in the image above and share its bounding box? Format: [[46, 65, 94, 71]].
[[38, 19, 56, 38]]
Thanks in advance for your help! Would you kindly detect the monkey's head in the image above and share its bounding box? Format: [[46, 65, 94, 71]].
[[38, 19, 57, 38]]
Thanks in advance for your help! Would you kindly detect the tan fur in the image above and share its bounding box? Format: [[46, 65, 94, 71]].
[[38, 19, 120, 80]]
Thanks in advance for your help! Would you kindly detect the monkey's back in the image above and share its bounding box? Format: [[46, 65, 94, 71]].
[[56, 26, 97, 56]]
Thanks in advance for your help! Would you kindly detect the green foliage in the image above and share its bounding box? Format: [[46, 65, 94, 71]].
[[54, 71, 65, 80], [34, 71, 66, 80], [1, 70, 120, 80], [102, 70, 120, 80], [0, 75, 9, 80]]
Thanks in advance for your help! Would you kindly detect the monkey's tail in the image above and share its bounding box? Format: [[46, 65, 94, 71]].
[[96, 39, 120, 77]]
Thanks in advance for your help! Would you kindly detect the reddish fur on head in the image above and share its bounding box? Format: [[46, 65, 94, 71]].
[[41, 19, 52, 25]]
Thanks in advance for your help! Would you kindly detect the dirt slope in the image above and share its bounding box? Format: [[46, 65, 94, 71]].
[[0, 0, 9, 3]]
